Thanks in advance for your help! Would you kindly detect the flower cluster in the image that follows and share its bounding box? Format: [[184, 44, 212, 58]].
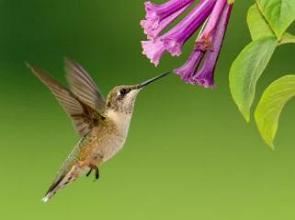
[[141, 0, 234, 88]]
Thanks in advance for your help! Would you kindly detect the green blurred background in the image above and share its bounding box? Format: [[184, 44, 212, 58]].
[[0, 0, 295, 219]]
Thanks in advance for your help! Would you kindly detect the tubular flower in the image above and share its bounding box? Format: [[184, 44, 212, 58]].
[[141, 0, 195, 40], [141, 1, 194, 40], [192, 3, 233, 87], [174, 49, 205, 82], [141, 0, 234, 88]]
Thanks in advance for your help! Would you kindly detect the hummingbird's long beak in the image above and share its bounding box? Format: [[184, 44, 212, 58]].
[[135, 71, 170, 89]]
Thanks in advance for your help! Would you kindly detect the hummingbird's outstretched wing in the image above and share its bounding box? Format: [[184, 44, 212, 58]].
[[28, 65, 105, 137], [65, 58, 105, 113]]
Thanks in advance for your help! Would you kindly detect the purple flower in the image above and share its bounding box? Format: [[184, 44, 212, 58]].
[[142, 38, 166, 66], [141, 0, 215, 64], [174, 49, 205, 82], [141, 0, 196, 40], [141, 4, 191, 40], [161, 0, 215, 56], [191, 1, 232, 88], [141, 0, 234, 88]]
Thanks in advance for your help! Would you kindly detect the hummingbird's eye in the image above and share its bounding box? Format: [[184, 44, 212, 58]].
[[119, 88, 128, 96]]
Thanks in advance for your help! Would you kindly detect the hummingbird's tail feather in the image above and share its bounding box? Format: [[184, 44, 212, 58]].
[[42, 191, 55, 203], [42, 173, 66, 203], [42, 166, 79, 203]]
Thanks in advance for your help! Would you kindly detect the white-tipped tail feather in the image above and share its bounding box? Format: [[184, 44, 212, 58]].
[[41, 166, 80, 203], [42, 182, 62, 203], [42, 190, 56, 203], [42, 195, 50, 203]]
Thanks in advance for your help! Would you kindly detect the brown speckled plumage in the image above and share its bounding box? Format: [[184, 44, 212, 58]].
[[28, 59, 169, 202]]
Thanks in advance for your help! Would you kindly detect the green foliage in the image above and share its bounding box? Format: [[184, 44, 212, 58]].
[[247, 4, 274, 40], [255, 75, 295, 149], [229, 37, 277, 122], [280, 33, 295, 45], [256, 0, 295, 39], [229, 0, 295, 147]]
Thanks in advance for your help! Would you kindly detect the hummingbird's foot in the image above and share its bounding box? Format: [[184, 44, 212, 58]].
[[86, 168, 93, 177], [86, 165, 100, 181], [95, 167, 100, 180]]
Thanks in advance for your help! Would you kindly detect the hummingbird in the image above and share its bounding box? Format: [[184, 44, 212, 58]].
[[28, 59, 169, 202]]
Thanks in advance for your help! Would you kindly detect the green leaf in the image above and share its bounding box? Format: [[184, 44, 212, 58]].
[[229, 37, 277, 122], [256, 0, 295, 39], [280, 32, 295, 45], [255, 75, 295, 149], [247, 4, 275, 40]]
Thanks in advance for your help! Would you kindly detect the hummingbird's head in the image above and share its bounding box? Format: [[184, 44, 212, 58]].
[[106, 72, 169, 114]]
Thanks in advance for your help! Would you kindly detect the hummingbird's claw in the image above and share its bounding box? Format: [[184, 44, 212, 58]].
[[95, 167, 100, 180], [86, 166, 100, 181], [86, 168, 93, 177]]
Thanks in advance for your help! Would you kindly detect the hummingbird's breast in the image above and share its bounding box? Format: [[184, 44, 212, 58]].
[[79, 110, 132, 164], [98, 110, 132, 162]]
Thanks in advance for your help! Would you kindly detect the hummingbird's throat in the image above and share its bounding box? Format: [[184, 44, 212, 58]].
[[106, 109, 132, 134]]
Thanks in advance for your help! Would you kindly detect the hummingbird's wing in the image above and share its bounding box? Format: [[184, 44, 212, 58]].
[[28, 65, 105, 137], [65, 58, 105, 113]]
